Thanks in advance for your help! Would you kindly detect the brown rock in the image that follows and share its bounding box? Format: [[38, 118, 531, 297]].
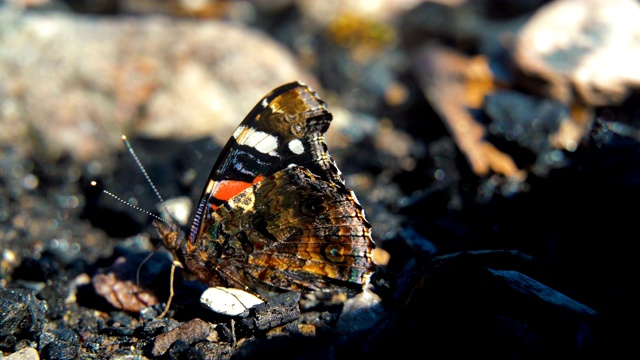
[[152, 318, 213, 356], [513, 0, 640, 106], [91, 256, 159, 312]]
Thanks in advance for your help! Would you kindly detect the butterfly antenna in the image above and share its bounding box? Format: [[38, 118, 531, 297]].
[[90, 181, 169, 225], [93, 137, 184, 318], [121, 135, 165, 204], [121, 135, 184, 225]]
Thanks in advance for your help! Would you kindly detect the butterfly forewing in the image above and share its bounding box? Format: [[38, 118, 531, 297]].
[[188, 82, 345, 244]]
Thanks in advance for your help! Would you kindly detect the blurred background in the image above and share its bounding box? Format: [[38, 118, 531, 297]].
[[1, 0, 639, 358]]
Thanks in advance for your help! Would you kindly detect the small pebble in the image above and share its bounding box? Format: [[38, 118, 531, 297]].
[[200, 287, 264, 316]]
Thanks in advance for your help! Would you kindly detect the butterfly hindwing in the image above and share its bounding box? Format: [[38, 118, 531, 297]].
[[203, 165, 374, 292]]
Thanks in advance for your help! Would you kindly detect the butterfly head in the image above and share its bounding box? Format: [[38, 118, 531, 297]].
[[153, 219, 185, 254]]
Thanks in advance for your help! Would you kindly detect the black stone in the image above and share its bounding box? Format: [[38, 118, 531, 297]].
[[0, 288, 48, 351], [40, 328, 79, 360], [240, 291, 301, 332]]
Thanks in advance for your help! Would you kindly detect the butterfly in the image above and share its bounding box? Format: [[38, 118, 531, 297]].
[[154, 81, 376, 305]]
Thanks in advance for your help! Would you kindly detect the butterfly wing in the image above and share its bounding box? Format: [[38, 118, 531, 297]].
[[201, 165, 375, 292], [187, 82, 347, 245], [173, 81, 376, 293]]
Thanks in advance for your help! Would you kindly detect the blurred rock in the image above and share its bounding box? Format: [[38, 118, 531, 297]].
[[0, 5, 316, 163], [300, 0, 429, 25], [487, 268, 596, 315], [4, 346, 40, 360], [513, 0, 640, 106], [119, 0, 254, 20], [483, 90, 579, 176], [413, 44, 525, 181], [397, 0, 532, 57], [335, 287, 383, 334]]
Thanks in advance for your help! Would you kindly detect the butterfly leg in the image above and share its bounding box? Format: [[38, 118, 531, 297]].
[[158, 260, 183, 318]]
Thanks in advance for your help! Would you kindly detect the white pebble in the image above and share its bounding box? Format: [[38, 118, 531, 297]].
[[200, 287, 264, 316]]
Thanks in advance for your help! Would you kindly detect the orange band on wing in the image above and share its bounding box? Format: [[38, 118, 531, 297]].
[[212, 179, 253, 201], [210, 175, 266, 210]]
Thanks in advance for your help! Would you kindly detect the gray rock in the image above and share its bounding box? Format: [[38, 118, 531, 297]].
[[0, 5, 316, 164], [513, 0, 640, 106]]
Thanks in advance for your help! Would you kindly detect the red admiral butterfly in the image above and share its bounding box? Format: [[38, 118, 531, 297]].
[[155, 82, 376, 302]]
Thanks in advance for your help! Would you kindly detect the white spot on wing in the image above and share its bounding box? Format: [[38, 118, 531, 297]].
[[233, 125, 245, 140], [233, 126, 279, 157], [288, 139, 304, 155], [253, 133, 279, 156]]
